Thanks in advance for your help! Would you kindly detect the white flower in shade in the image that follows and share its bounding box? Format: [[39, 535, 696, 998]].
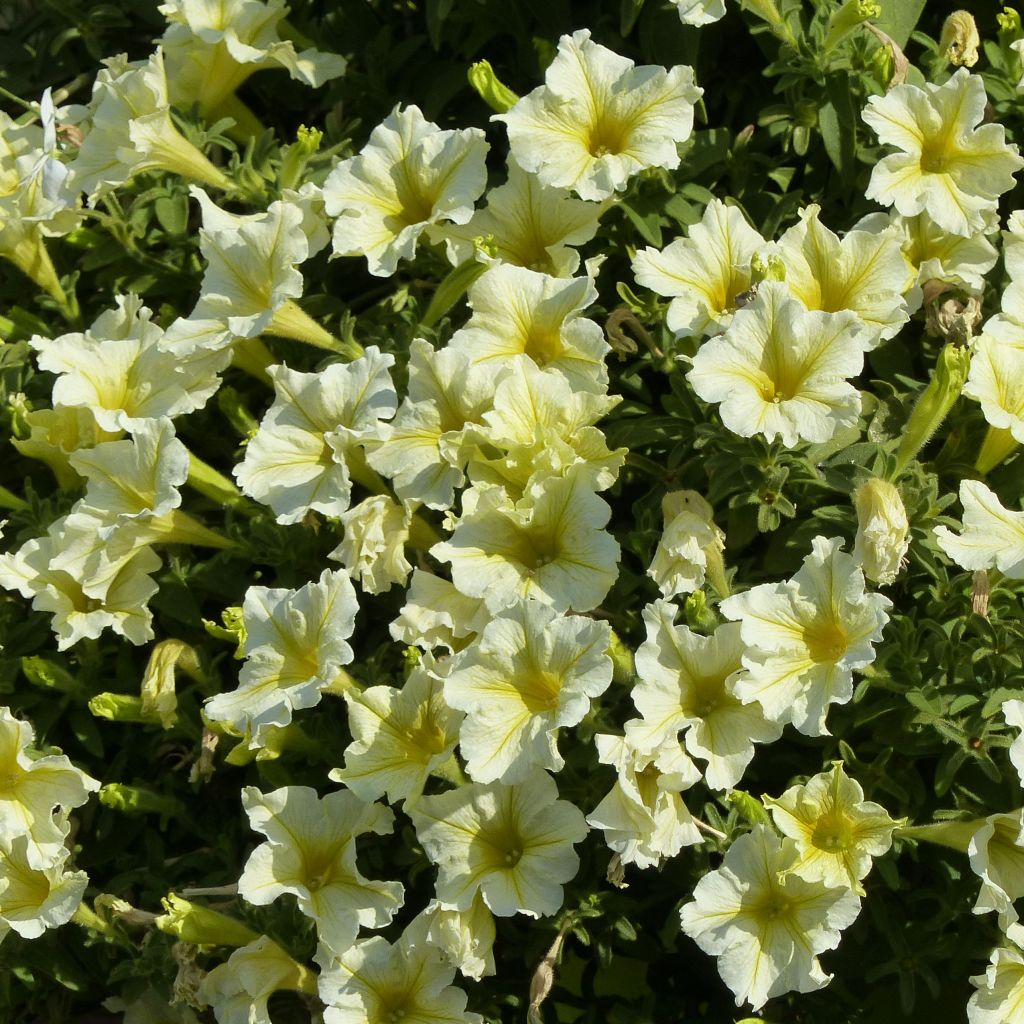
[[468, 356, 624, 498], [1005, 210, 1024, 280], [197, 935, 314, 1024], [331, 495, 412, 595], [238, 785, 403, 955], [853, 477, 910, 586], [447, 264, 610, 392], [774, 205, 911, 346], [764, 763, 903, 894], [30, 295, 228, 433], [721, 536, 892, 737], [434, 161, 603, 277], [1005, 700, 1024, 789], [495, 29, 701, 202], [67, 50, 234, 200], [648, 490, 725, 599], [234, 349, 396, 524], [316, 914, 483, 1024], [633, 199, 766, 338], [0, 520, 161, 650], [409, 768, 587, 917], [204, 569, 357, 748], [0, 838, 88, 942], [12, 405, 120, 490], [331, 656, 461, 807], [368, 340, 494, 511], [862, 68, 1024, 237], [934, 480, 1024, 578], [630, 600, 781, 791], [432, 472, 620, 614], [963, 335, 1024, 444], [687, 282, 872, 447], [183, 185, 337, 350], [444, 600, 611, 784], [969, 923, 1024, 1024], [389, 569, 489, 651], [418, 894, 496, 981], [158, 0, 346, 119], [323, 105, 488, 277], [970, 810, 1024, 926], [587, 732, 702, 869], [0, 708, 99, 865], [675, 0, 726, 24], [680, 825, 861, 1010]]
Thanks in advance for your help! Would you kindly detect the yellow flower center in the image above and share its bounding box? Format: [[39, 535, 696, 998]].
[[509, 522, 562, 574], [521, 324, 564, 366], [812, 812, 853, 852], [804, 620, 848, 663], [919, 140, 951, 174], [516, 669, 563, 714], [406, 714, 448, 756], [302, 846, 341, 892], [752, 892, 792, 923], [586, 115, 627, 158]]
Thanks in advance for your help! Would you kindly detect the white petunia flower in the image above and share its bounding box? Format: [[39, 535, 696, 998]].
[[963, 335, 1024, 444], [235, 349, 396, 524], [496, 29, 701, 201], [680, 825, 861, 1010], [969, 923, 1024, 1024], [389, 569, 489, 651], [587, 731, 702, 869], [1005, 700, 1024, 790], [324, 105, 488, 277], [934, 480, 1024, 578], [204, 569, 357, 748], [862, 68, 1024, 237], [432, 472, 620, 614], [12, 405, 120, 489], [238, 785, 403, 955], [721, 536, 892, 737], [0, 838, 88, 942], [331, 495, 412, 595], [970, 810, 1024, 926], [687, 281, 872, 447], [444, 600, 611, 783], [409, 768, 588, 917], [633, 199, 767, 338], [647, 490, 725, 599], [676, 0, 726, 25], [853, 477, 910, 586], [630, 600, 781, 791]]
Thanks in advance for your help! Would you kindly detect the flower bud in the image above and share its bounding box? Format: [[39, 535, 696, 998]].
[[467, 60, 519, 113], [940, 11, 981, 67], [853, 478, 909, 585], [155, 894, 259, 948]]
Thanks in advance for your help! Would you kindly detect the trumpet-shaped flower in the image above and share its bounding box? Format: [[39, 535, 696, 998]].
[[963, 335, 1024, 443], [764, 763, 903, 894], [680, 825, 861, 1010], [862, 68, 1024, 237], [31, 295, 228, 433], [687, 282, 872, 447], [235, 350, 396, 524], [434, 161, 603, 277], [676, 0, 726, 25], [432, 472, 620, 614], [587, 732, 702, 869], [496, 30, 701, 201], [631, 600, 781, 791], [444, 600, 612, 783], [316, 914, 483, 1024], [853, 477, 910, 586], [12, 405, 120, 490], [158, 0, 346, 118], [324, 105, 487, 277], [389, 569, 489, 652], [969, 923, 1024, 1024], [238, 785, 403, 955], [633, 199, 766, 337], [970, 810, 1024, 926], [409, 768, 587, 917], [331, 656, 461, 806], [447, 264, 610, 392], [0, 838, 88, 942], [331, 495, 412, 595], [721, 536, 892, 737], [204, 569, 357, 748], [648, 490, 726, 599], [934, 480, 1024, 578]]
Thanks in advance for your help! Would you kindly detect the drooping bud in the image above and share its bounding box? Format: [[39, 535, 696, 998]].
[[940, 10, 981, 67]]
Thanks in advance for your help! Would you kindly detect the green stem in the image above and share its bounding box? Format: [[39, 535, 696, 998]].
[[431, 753, 468, 787], [144, 510, 238, 550]]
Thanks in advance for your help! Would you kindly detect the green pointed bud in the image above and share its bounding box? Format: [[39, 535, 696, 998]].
[[939, 10, 980, 67], [894, 343, 971, 475], [279, 124, 324, 190], [728, 789, 773, 828], [21, 656, 79, 694], [467, 60, 519, 113], [749, 251, 786, 285], [89, 693, 160, 725], [203, 606, 246, 657], [823, 0, 881, 52], [98, 783, 186, 818], [606, 630, 635, 685], [420, 258, 488, 330], [999, 7, 1023, 39], [155, 894, 260, 948]]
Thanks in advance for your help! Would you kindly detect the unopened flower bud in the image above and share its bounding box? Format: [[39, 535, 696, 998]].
[[940, 11, 981, 67], [854, 478, 909, 585], [467, 60, 519, 113]]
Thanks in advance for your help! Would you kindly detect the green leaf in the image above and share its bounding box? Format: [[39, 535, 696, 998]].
[[874, 0, 926, 48]]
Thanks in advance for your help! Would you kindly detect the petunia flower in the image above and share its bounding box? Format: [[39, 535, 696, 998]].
[[0, 837, 88, 942], [721, 536, 892, 737], [963, 335, 1024, 445], [389, 569, 489, 652], [680, 825, 861, 1010], [238, 785, 403, 955], [968, 923, 1024, 1024], [417, 894, 496, 981], [687, 281, 872, 447], [496, 29, 701, 201], [862, 68, 1024, 237], [934, 480, 1024, 578], [323, 105, 488, 277], [331, 495, 413, 595], [970, 810, 1024, 926], [1005, 700, 1024, 790]]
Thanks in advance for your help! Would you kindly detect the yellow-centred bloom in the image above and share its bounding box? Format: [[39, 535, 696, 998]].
[[632, 198, 766, 338], [323, 105, 488, 277], [238, 785, 403, 955], [721, 536, 892, 737], [687, 281, 872, 447], [443, 600, 612, 783], [495, 29, 702, 202], [630, 600, 781, 791], [647, 490, 726, 599], [0, 837, 88, 942], [934, 480, 1024, 578], [764, 762, 903, 894], [964, 335, 1024, 444], [862, 68, 1024, 237], [680, 825, 861, 1010], [969, 923, 1024, 1024], [853, 477, 910, 586], [409, 768, 588, 917]]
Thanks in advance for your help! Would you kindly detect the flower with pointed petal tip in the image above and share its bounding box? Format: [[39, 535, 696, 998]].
[[0, 837, 88, 942], [934, 480, 1024, 578], [969, 923, 1024, 1024]]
